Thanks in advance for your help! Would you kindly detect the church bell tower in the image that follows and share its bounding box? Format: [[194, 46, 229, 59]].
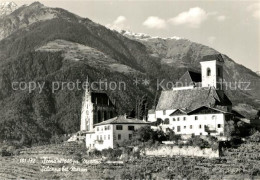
[[200, 54, 224, 90]]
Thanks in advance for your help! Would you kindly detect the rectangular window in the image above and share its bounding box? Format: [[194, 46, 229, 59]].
[[108, 126, 110, 130], [200, 133, 202, 135], [173, 118, 176, 121], [184, 126, 186, 129], [129, 134, 132, 140], [177, 117, 180, 121], [163, 110, 166, 115], [97, 127, 99, 131], [218, 124, 221, 128], [100, 135, 102, 140], [177, 126, 181, 132], [116, 125, 123, 130], [190, 125, 192, 129], [199, 125, 202, 129], [183, 117, 186, 121], [128, 126, 135, 131], [108, 135, 110, 140], [97, 135, 99, 140], [104, 135, 106, 140], [118, 134, 121, 140], [195, 116, 198, 120]]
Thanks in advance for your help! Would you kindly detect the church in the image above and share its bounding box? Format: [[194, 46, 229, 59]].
[[80, 87, 117, 132], [148, 54, 235, 137], [68, 83, 117, 142]]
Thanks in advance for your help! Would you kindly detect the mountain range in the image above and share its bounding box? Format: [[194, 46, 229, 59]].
[[0, 2, 259, 145]]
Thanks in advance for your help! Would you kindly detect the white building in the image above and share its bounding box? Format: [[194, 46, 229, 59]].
[[86, 116, 150, 150], [160, 106, 234, 136], [149, 54, 235, 137], [147, 109, 156, 122]]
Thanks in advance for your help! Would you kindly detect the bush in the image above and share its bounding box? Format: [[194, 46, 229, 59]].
[[230, 136, 243, 146], [188, 136, 210, 149], [89, 149, 101, 157], [121, 126, 166, 148], [0, 145, 19, 156], [166, 128, 181, 143], [101, 148, 122, 160]]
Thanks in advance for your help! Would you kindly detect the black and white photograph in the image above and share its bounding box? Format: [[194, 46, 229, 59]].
[[0, 0, 259, 179]]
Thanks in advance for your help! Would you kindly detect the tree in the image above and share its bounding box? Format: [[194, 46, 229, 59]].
[[136, 95, 148, 120], [224, 120, 236, 140], [166, 128, 181, 143], [129, 95, 149, 120]]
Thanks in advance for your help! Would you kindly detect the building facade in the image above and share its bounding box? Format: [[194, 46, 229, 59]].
[[149, 54, 234, 137], [86, 116, 150, 150], [160, 106, 233, 136]]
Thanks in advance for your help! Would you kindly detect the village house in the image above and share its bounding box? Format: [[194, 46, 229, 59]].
[[148, 54, 236, 137], [85, 116, 150, 150]]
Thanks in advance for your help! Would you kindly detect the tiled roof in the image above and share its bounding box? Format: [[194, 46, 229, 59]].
[[231, 110, 245, 118], [169, 109, 188, 116], [94, 116, 150, 126], [201, 54, 224, 62], [156, 87, 232, 111], [187, 106, 230, 115]]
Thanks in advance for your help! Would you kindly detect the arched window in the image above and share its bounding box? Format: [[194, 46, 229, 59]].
[[207, 68, 211, 76]]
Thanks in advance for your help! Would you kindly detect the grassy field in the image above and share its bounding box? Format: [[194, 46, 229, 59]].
[[0, 141, 259, 179]]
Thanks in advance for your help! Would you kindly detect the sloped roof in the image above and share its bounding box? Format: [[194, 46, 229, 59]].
[[169, 109, 188, 116], [176, 71, 201, 87], [231, 110, 245, 118], [201, 54, 224, 62], [187, 106, 230, 115], [94, 116, 150, 126], [156, 87, 232, 111]]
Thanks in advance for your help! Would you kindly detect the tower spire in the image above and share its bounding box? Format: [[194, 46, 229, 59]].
[[80, 76, 94, 131]]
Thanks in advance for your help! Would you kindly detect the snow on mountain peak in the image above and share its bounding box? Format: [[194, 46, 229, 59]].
[[0, 1, 17, 16], [119, 30, 184, 41]]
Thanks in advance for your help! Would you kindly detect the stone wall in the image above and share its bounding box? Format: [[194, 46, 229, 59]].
[[144, 145, 219, 158]]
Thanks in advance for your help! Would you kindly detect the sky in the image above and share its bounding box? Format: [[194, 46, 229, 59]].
[[13, 0, 260, 72]]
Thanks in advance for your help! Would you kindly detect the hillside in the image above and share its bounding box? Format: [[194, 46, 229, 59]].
[[0, 2, 259, 145]]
